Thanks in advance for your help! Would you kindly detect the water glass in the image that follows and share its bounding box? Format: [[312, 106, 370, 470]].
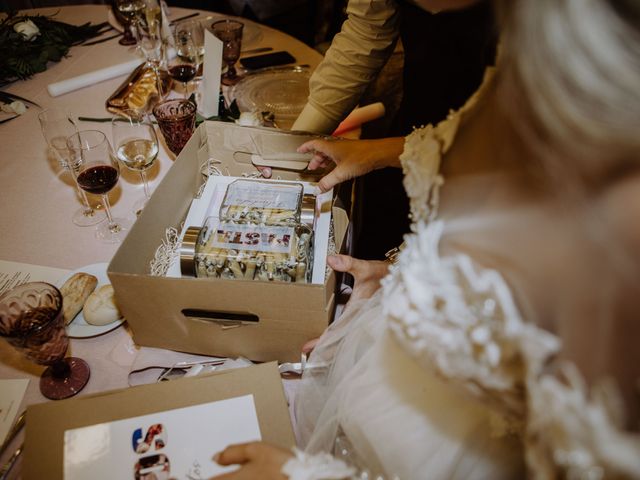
[[211, 19, 244, 86], [153, 99, 197, 155]]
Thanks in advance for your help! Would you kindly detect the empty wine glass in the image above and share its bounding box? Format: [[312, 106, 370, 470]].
[[169, 31, 199, 98], [67, 130, 133, 244], [38, 108, 104, 227], [211, 19, 244, 86], [134, 17, 163, 68], [112, 111, 159, 216], [0, 282, 90, 400], [174, 18, 204, 64], [115, 0, 145, 46]]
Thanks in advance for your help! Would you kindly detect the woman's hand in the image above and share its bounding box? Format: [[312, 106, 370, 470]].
[[298, 137, 405, 192], [328, 254, 390, 303], [209, 442, 293, 480]]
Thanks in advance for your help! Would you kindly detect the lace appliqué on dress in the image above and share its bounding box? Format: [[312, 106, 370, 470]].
[[526, 363, 640, 480], [382, 220, 560, 420]]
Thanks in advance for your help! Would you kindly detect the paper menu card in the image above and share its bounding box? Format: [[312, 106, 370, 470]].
[[201, 30, 223, 118], [0, 260, 69, 296], [0, 379, 28, 445], [24, 362, 294, 480], [64, 395, 261, 480]]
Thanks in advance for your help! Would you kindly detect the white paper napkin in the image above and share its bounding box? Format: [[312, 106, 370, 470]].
[[47, 58, 143, 97]]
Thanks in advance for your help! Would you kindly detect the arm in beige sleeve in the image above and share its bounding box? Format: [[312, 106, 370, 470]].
[[292, 0, 401, 134]]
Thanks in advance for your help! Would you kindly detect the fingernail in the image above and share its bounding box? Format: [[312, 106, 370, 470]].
[[212, 452, 221, 463]]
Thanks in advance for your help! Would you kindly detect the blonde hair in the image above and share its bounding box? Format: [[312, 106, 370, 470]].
[[496, 0, 640, 186]]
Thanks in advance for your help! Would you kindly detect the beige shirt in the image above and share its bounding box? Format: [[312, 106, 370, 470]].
[[292, 0, 402, 134]]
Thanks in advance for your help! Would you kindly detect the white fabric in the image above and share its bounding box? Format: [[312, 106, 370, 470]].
[[282, 448, 356, 480], [288, 72, 640, 479]]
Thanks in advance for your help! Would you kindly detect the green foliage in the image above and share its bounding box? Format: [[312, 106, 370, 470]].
[[0, 12, 105, 85]]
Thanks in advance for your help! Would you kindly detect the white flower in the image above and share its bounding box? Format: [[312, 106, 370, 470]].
[[1, 101, 27, 115], [14, 20, 40, 41]]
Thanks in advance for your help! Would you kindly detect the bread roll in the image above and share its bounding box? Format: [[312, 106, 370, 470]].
[[83, 285, 123, 326], [60, 272, 98, 325]]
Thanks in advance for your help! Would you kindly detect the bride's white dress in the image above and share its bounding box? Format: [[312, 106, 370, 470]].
[[285, 78, 640, 479]]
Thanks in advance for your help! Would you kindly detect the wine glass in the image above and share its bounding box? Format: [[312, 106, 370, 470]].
[[112, 111, 159, 216], [134, 17, 163, 68], [0, 282, 90, 400], [211, 19, 244, 86], [67, 130, 133, 244], [174, 18, 204, 67], [115, 0, 145, 46], [38, 108, 104, 227], [169, 30, 199, 98]]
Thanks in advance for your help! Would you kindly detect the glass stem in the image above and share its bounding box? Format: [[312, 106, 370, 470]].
[[140, 170, 151, 198], [101, 195, 120, 233], [51, 359, 71, 378]]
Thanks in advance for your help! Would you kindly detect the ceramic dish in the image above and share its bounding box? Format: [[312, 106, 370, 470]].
[[231, 66, 310, 130], [57, 263, 125, 338]]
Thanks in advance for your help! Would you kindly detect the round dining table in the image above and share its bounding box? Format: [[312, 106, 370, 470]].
[[0, 5, 322, 478]]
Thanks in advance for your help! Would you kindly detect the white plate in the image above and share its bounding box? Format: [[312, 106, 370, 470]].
[[57, 263, 125, 338], [231, 66, 310, 130]]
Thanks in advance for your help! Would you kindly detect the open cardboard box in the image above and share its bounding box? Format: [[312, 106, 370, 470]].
[[108, 122, 349, 362], [24, 362, 293, 480]]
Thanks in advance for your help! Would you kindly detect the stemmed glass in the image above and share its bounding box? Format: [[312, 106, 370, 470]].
[[67, 130, 132, 244], [38, 108, 104, 227], [211, 19, 244, 86], [112, 112, 159, 216], [0, 282, 90, 400], [115, 0, 145, 46], [169, 31, 199, 98]]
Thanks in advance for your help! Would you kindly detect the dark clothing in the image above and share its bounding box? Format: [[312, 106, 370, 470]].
[[353, 0, 497, 260]]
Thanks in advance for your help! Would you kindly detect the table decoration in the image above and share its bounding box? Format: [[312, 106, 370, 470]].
[[0, 12, 107, 86]]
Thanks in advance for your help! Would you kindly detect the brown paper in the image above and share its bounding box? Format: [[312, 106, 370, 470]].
[[24, 362, 294, 480], [108, 122, 349, 362]]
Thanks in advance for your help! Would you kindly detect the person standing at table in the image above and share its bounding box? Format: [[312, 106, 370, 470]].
[[292, 0, 497, 261]]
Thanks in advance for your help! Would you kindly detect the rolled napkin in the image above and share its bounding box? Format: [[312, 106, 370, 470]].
[[332, 102, 386, 137], [47, 58, 143, 97]]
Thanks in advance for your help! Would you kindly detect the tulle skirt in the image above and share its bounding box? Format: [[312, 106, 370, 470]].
[[292, 291, 526, 479]]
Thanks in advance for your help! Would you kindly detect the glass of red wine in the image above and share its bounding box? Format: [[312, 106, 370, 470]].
[[211, 19, 244, 86], [0, 282, 90, 400], [67, 130, 133, 244], [169, 31, 199, 98]]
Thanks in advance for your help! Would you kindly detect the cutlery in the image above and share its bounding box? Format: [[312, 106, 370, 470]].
[[81, 32, 123, 46], [241, 47, 273, 56], [0, 91, 40, 108], [0, 410, 25, 456], [0, 444, 22, 480]]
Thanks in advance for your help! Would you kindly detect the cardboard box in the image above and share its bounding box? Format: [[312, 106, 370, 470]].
[[24, 362, 294, 480], [108, 122, 349, 362]]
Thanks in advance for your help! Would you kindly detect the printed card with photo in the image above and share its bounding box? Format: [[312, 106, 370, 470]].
[[63, 394, 261, 480]]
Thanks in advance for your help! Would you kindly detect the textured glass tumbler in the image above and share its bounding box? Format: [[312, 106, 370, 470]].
[[0, 282, 90, 400], [153, 99, 197, 155]]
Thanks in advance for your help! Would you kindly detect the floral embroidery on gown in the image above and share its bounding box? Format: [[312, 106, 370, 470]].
[[288, 71, 640, 479]]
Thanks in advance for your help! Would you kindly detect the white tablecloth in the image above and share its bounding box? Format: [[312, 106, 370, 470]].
[[0, 6, 322, 477]]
